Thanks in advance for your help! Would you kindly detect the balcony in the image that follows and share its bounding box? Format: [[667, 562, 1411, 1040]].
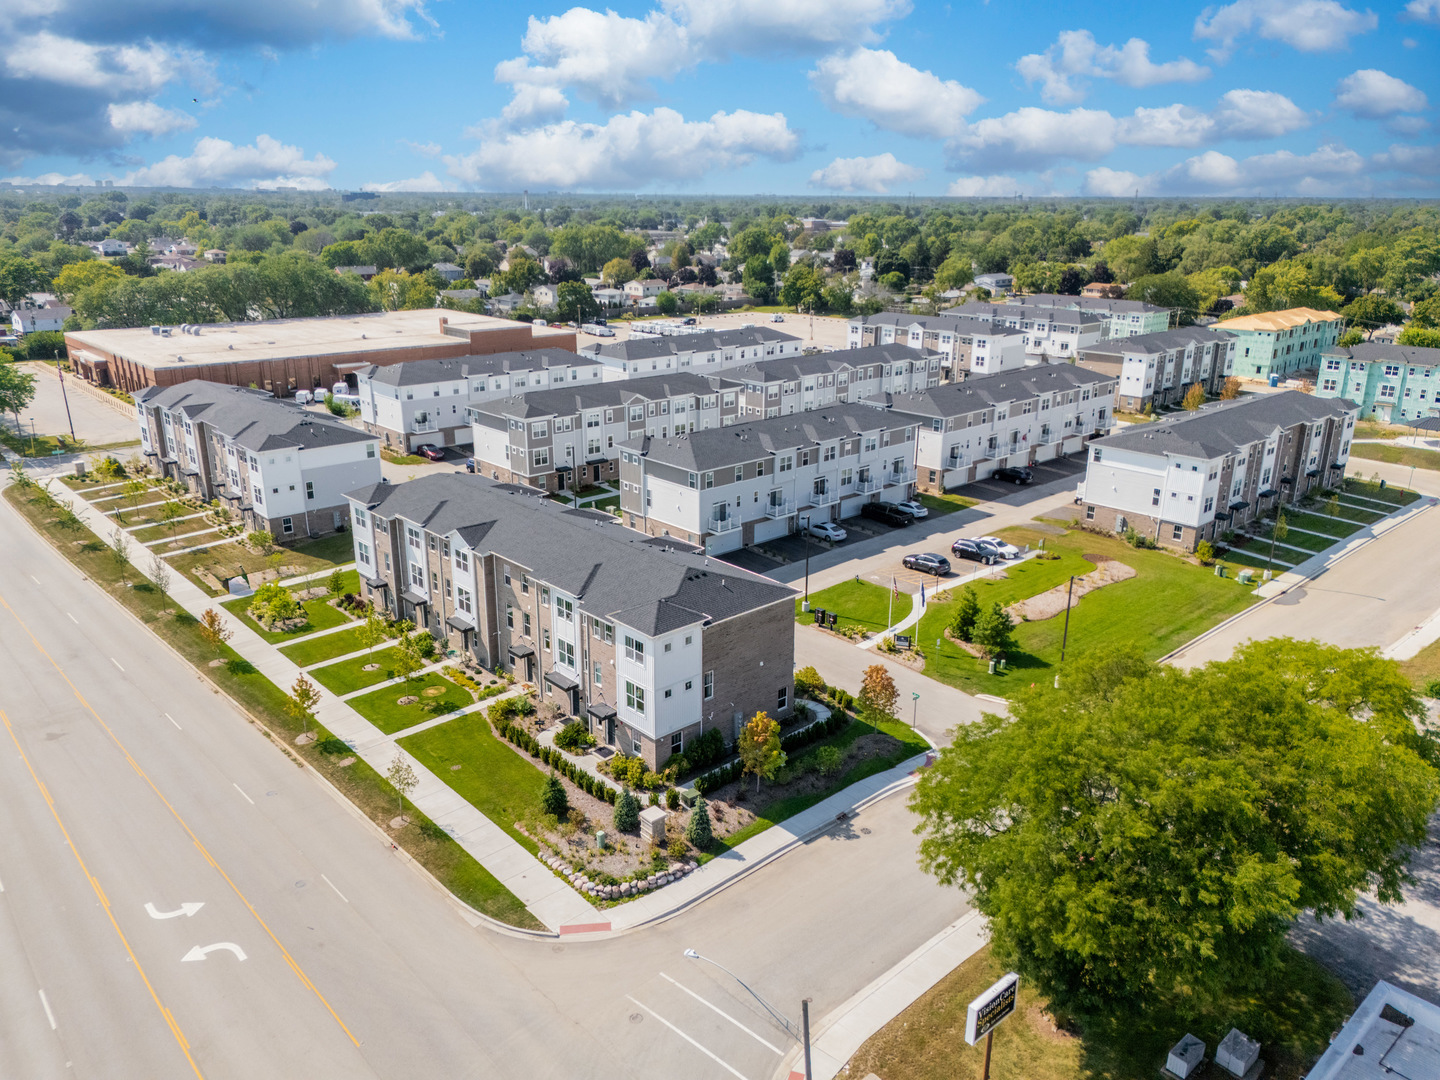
[[411, 418, 439, 434], [810, 487, 838, 506], [707, 515, 740, 534], [764, 498, 795, 519], [885, 467, 917, 486], [854, 477, 880, 494]]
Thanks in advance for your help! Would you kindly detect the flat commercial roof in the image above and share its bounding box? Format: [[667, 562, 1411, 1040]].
[[66, 309, 573, 372]]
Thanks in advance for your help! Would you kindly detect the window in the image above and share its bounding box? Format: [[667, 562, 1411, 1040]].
[[1152, 488, 1161, 507], [455, 587, 472, 615], [1085, 505, 1095, 520], [282, 517, 293, 535], [533, 448, 550, 467], [671, 732, 683, 752], [357, 541, 371, 564], [543, 629, 550, 651], [521, 574, 529, 594], [556, 597, 573, 622], [703, 671, 714, 699], [663, 642, 671, 653], [540, 586, 550, 604], [557, 639, 574, 668], [507, 604, 514, 629], [455, 550, 469, 572], [367, 444, 376, 459], [407, 526, 421, 549], [1092, 448, 1102, 463], [663, 688, 672, 699], [777, 687, 788, 711], [624, 635, 644, 663], [625, 681, 645, 714], [1171, 524, 1183, 541], [684, 634, 692, 646], [593, 662, 603, 686], [354, 508, 367, 528], [522, 612, 531, 636], [633, 738, 643, 754]]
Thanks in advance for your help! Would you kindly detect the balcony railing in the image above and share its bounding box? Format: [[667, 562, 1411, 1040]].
[[707, 515, 740, 534], [764, 499, 795, 519], [810, 487, 838, 506], [854, 478, 880, 494], [885, 467, 917, 486], [411, 419, 439, 433]]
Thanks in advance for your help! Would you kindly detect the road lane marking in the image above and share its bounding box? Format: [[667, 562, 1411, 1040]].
[[146, 902, 204, 920], [320, 875, 349, 903], [1, 710, 202, 1078], [659, 973, 784, 1055], [38, 989, 56, 1030], [165, 713, 181, 730], [625, 995, 750, 1080], [182, 942, 247, 962], [29, 575, 40, 585], [0, 594, 360, 1049], [66, 613, 78, 624], [232, 783, 254, 805], [110, 657, 124, 672]]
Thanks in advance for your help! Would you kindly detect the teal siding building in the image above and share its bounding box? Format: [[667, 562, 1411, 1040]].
[[1315, 342, 1440, 422], [1216, 308, 1346, 381]]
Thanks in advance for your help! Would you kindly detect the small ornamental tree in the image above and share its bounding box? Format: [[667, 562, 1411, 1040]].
[[1182, 382, 1206, 411], [286, 673, 322, 735], [739, 710, 786, 792], [392, 631, 425, 683], [541, 773, 569, 819], [157, 499, 186, 541], [247, 530, 275, 555], [950, 586, 981, 642], [858, 664, 899, 732], [149, 552, 172, 597], [973, 602, 1017, 660], [108, 527, 131, 582], [793, 665, 824, 699], [686, 796, 714, 849], [327, 568, 346, 602], [614, 787, 640, 832], [387, 755, 419, 817], [198, 609, 233, 654], [1220, 377, 1242, 400], [358, 610, 388, 655]]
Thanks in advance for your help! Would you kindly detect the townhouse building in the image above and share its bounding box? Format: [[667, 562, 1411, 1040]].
[[585, 326, 802, 380], [727, 344, 942, 417], [356, 348, 603, 451], [469, 373, 740, 491], [877, 364, 1116, 493], [1076, 326, 1237, 412], [1013, 293, 1173, 337], [1077, 391, 1358, 552], [348, 473, 794, 767], [847, 313, 1028, 379], [1314, 341, 1440, 422], [617, 405, 919, 555], [1216, 308, 1346, 381], [938, 302, 1109, 361], [136, 380, 381, 539]]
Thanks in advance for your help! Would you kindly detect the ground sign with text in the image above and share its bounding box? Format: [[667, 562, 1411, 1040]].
[[965, 972, 1019, 1045]]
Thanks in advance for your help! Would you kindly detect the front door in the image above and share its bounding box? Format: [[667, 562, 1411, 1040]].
[[557, 472, 567, 491], [606, 718, 615, 744]]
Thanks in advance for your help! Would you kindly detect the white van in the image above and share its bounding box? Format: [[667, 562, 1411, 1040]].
[[294, 389, 313, 405]]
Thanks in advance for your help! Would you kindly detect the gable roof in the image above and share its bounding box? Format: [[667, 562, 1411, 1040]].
[[135, 380, 372, 453], [875, 363, 1114, 418], [587, 325, 797, 363], [1079, 325, 1233, 361], [1322, 341, 1440, 366], [357, 348, 598, 387], [1090, 390, 1355, 460], [1218, 308, 1345, 332]]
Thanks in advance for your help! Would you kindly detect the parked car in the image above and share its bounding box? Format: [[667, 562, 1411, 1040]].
[[951, 537, 1003, 565], [902, 552, 950, 576], [894, 499, 929, 519], [682, 317, 697, 325], [415, 444, 446, 462], [975, 535, 1021, 559], [992, 466, 1034, 485], [771, 313, 785, 322], [806, 521, 847, 543], [464, 457, 476, 473], [860, 502, 915, 528], [293, 389, 313, 405]]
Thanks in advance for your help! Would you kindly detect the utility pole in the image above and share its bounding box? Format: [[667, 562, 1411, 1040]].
[[802, 999, 813, 1080], [801, 513, 812, 608], [55, 360, 75, 444], [1059, 575, 1075, 661]]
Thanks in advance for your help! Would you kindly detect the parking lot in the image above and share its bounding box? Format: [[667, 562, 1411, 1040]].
[[950, 455, 1086, 503]]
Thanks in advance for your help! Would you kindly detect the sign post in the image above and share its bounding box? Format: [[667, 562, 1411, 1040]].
[[965, 972, 1019, 1080]]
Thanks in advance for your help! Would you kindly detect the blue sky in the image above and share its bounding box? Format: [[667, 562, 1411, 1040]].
[[2, 0, 1436, 196]]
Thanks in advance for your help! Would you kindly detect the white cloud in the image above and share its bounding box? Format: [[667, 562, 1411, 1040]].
[[660, 0, 910, 52], [1017, 30, 1209, 105], [810, 48, 983, 138], [0, 171, 96, 186], [1090, 143, 1370, 196], [444, 107, 798, 190], [1194, 0, 1379, 61], [1333, 69, 1429, 117], [122, 134, 335, 188], [1209, 88, 1311, 137], [498, 84, 569, 127], [1083, 168, 1149, 197], [1385, 115, 1430, 135], [947, 175, 1023, 197], [399, 139, 442, 157], [808, 153, 923, 192], [949, 107, 1118, 170], [107, 100, 196, 136], [1403, 0, 1440, 24], [361, 171, 446, 192], [1116, 105, 1215, 147], [3, 32, 211, 94], [1373, 142, 1440, 173]]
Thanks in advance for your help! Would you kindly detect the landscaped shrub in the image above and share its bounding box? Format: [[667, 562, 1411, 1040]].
[[412, 630, 436, 658], [554, 720, 595, 753], [793, 665, 824, 698], [614, 789, 639, 831], [693, 760, 745, 795], [608, 753, 646, 788], [666, 787, 680, 810], [248, 582, 304, 630], [541, 773, 569, 819], [686, 728, 726, 772], [685, 796, 713, 848], [815, 745, 844, 777]]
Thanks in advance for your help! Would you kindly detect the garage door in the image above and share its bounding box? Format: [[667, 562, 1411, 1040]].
[[753, 516, 792, 543], [705, 530, 743, 555], [839, 495, 868, 519]]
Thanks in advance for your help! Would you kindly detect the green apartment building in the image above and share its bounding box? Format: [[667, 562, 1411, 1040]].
[[1217, 308, 1346, 381], [1314, 341, 1440, 422]]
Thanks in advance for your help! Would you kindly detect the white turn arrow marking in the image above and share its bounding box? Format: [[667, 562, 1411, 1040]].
[[145, 901, 204, 920], [182, 942, 247, 963]]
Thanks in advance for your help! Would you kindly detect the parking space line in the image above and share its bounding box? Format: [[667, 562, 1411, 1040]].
[[626, 995, 751, 1080], [659, 972, 784, 1055]]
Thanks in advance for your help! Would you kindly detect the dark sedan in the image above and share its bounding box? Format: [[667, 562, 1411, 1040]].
[[415, 444, 447, 462], [902, 553, 951, 576], [860, 501, 916, 527], [993, 466, 1033, 485]]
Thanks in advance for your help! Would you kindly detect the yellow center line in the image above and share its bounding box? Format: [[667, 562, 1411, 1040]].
[[0, 593, 361, 1048], [1, 709, 203, 1080]]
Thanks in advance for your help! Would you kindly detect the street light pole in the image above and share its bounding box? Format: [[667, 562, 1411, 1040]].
[[55, 360, 76, 445], [801, 513, 812, 608], [683, 949, 801, 1042], [912, 691, 919, 726], [802, 999, 813, 1080], [1059, 575, 1075, 661]]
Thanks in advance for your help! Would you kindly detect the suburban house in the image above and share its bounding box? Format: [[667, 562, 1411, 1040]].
[[12, 305, 72, 334], [585, 326, 801, 380], [592, 287, 627, 309], [1081, 282, 1126, 299], [617, 405, 920, 555], [334, 265, 378, 281], [432, 262, 464, 282], [1216, 308, 1346, 381], [1313, 341, 1440, 422], [878, 364, 1116, 493], [135, 380, 381, 539], [469, 372, 740, 491], [847, 313, 1028, 378], [624, 279, 668, 304], [943, 294, 1172, 339], [1077, 391, 1357, 552], [92, 238, 128, 257], [1076, 326, 1237, 412], [347, 472, 795, 767], [727, 344, 943, 417], [531, 284, 559, 308], [938, 302, 1109, 360], [973, 272, 1014, 294], [356, 348, 604, 451]]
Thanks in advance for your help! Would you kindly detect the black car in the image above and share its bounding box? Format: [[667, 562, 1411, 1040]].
[[952, 537, 1003, 565], [860, 502, 915, 527], [902, 553, 951, 576], [993, 466, 1033, 485]]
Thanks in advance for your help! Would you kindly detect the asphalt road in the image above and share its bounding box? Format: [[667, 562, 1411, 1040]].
[[0, 486, 962, 1080]]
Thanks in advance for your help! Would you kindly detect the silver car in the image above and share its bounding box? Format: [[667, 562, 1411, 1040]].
[[894, 499, 929, 519], [807, 521, 847, 543], [975, 535, 1022, 559]]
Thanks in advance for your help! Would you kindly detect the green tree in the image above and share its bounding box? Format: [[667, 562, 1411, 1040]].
[[972, 602, 1016, 659], [1337, 328, 1364, 348], [1397, 326, 1440, 349], [933, 255, 973, 292], [741, 257, 775, 304], [1411, 296, 1440, 329], [286, 673, 322, 736], [1343, 295, 1405, 331], [614, 787, 640, 832], [493, 256, 545, 297], [779, 264, 825, 311], [358, 609, 388, 655], [601, 257, 637, 287], [793, 665, 824, 699], [1126, 272, 1202, 324], [392, 630, 425, 683], [0, 363, 37, 423], [541, 773, 569, 819], [157, 499, 186, 542], [387, 754, 419, 817], [1182, 383, 1206, 410], [0, 256, 49, 306], [950, 586, 981, 642], [556, 280, 599, 323], [327, 568, 347, 602], [685, 796, 713, 848], [738, 710, 786, 792], [108, 527, 132, 583], [858, 664, 898, 733], [655, 290, 679, 316], [910, 642, 1440, 1017]]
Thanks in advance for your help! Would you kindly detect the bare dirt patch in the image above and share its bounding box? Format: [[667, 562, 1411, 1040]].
[[1008, 560, 1136, 622]]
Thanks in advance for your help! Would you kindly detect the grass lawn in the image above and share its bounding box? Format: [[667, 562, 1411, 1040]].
[[97, 499, 185, 527], [1350, 441, 1440, 473], [348, 672, 473, 735], [1254, 524, 1335, 553], [588, 494, 621, 514], [1283, 511, 1364, 539], [1219, 547, 1297, 571], [1315, 500, 1386, 525], [796, 578, 912, 634], [1354, 420, 1411, 440], [278, 624, 386, 667], [3, 481, 538, 930], [220, 592, 353, 644], [919, 526, 1257, 696], [846, 942, 1351, 1080], [917, 491, 980, 515], [1400, 638, 1440, 693], [1343, 476, 1420, 506], [399, 711, 550, 853], [169, 532, 356, 595], [310, 645, 408, 695], [129, 519, 213, 544], [381, 449, 428, 465]]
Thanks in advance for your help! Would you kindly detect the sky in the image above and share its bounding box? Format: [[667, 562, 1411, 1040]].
[[1, 0, 1437, 197]]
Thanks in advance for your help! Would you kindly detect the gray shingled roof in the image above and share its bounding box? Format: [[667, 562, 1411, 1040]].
[[874, 364, 1114, 418], [858, 312, 1025, 338], [938, 302, 1106, 330], [1091, 390, 1355, 460], [470, 371, 720, 421], [1321, 341, 1440, 366], [359, 348, 599, 387], [621, 403, 914, 471], [728, 343, 936, 384], [1079, 325, 1232, 360], [587, 325, 797, 362], [135, 380, 371, 452], [348, 473, 793, 635]]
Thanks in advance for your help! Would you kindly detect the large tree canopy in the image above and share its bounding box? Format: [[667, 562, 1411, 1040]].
[[911, 641, 1439, 1017]]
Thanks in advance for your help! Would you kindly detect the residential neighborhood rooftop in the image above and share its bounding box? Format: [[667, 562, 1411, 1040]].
[[1091, 389, 1355, 460], [585, 325, 797, 363], [1219, 308, 1346, 332], [872, 362, 1115, 418], [135, 380, 373, 453], [358, 348, 599, 387], [470, 371, 721, 422], [1321, 341, 1440, 365], [1079, 325, 1234, 359]]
